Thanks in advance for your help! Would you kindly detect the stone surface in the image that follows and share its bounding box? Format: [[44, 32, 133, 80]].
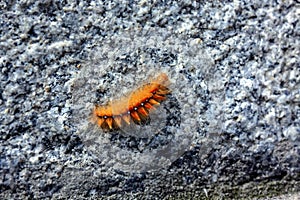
[[0, 0, 299, 199]]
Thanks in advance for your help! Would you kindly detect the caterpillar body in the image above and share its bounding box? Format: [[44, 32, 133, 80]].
[[92, 73, 170, 131]]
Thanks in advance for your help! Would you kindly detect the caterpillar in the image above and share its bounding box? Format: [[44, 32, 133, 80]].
[[92, 73, 170, 131]]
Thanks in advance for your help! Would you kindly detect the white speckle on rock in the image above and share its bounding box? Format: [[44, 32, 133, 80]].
[[240, 78, 253, 88], [29, 154, 40, 164], [47, 40, 73, 51], [283, 126, 299, 141]]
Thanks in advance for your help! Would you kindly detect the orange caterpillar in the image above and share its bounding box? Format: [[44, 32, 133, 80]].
[[92, 73, 170, 131]]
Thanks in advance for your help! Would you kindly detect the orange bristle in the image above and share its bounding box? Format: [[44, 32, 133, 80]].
[[148, 99, 160, 105], [153, 93, 166, 102], [130, 111, 141, 123], [122, 114, 131, 125], [113, 116, 122, 127]]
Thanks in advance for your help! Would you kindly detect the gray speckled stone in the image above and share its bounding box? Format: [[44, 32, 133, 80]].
[[0, 0, 299, 199]]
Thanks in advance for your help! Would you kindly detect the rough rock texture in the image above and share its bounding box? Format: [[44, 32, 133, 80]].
[[0, 0, 299, 199]]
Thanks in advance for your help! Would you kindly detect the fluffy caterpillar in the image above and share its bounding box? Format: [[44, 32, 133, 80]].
[[92, 73, 170, 131]]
